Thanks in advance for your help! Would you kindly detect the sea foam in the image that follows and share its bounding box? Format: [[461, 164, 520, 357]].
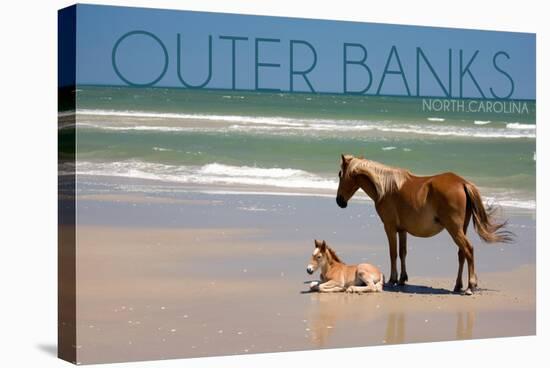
[[77, 109, 536, 139], [77, 161, 337, 191], [506, 123, 536, 130]]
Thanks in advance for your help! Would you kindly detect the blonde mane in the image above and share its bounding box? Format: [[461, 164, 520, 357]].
[[346, 157, 410, 199]]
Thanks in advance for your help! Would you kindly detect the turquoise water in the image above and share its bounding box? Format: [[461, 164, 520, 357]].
[[70, 85, 536, 209]]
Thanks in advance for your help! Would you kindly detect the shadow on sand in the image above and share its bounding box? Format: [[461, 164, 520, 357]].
[[384, 284, 498, 295], [383, 283, 453, 295], [301, 280, 455, 295], [301, 279, 499, 295]]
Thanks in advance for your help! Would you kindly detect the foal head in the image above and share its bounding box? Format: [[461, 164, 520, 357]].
[[306, 240, 341, 275], [336, 154, 360, 208]]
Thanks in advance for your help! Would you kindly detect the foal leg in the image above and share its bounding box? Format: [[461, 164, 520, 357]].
[[384, 225, 399, 285], [318, 280, 345, 293], [346, 283, 378, 293], [347, 273, 380, 293], [398, 231, 408, 285]]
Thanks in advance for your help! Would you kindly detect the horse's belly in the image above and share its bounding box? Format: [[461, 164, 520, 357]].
[[408, 224, 444, 238], [401, 211, 444, 237]]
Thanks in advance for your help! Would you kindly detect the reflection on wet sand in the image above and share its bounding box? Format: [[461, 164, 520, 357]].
[[307, 294, 343, 346], [456, 311, 475, 339], [384, 313, 405, 344], [306, 292, 479, 347], [306, 293, 378, 347]]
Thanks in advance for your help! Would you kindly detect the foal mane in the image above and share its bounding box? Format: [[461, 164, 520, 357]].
[[325, 245, 343, 264], [347, 157, 410, 199]]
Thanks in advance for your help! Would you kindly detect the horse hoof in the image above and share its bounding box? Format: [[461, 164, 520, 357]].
[[453, 285, 463, 293], [464, 288, 473, 296]]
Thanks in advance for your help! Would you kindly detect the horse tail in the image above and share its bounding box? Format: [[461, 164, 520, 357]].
[[463, 182, 514, 243]]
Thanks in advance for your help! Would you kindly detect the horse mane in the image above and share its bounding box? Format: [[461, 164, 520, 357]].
[[347, 157, 410, 199], [325, 245, 343, 264]]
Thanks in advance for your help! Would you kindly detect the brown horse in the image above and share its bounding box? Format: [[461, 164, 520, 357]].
[[336, 154, 513, 295]]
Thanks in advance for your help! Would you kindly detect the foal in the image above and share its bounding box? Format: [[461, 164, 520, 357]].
[[306, 240, 384, 293]]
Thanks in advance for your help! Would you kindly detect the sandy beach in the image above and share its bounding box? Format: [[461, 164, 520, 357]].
[[68, 181, 536, 364]]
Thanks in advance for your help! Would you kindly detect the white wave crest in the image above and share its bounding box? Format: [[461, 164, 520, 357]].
[[77, 109, 306, 127], [152, 147, 172, 152], [77, 161, 337, 191], [506, 123, 536, 130], [76, 109, 536, 139]]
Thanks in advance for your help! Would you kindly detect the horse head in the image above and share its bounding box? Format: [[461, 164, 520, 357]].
[[336, 154, 360, 208]]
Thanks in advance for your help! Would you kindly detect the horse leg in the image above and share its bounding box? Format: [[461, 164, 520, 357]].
[[454, 202, 472, 293], [449, 230, 477, 295], [384, 225, 399, 285], [398, 231, 408, 285], [464, 236, 477, 293], [454, 249, 465, 292]]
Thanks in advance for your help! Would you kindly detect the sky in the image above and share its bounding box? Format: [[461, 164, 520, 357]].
[[68, 4, 536, 99]]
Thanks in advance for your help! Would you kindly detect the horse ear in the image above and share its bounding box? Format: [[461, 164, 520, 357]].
[[314, 239, 322, 248], [319, 240, 327, 251], [341, 154, 353, 166]]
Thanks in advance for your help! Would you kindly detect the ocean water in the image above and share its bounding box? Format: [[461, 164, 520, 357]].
[[66, 86, 536, 210]]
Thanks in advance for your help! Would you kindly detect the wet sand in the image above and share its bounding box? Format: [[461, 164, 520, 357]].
[[69, 187, 536, 364]]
